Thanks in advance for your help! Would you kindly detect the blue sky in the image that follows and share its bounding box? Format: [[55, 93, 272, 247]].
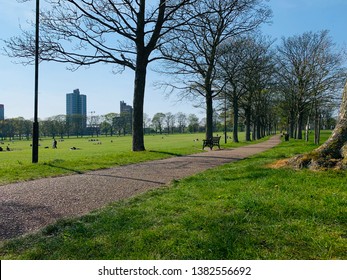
[[0, 0, 346, 120]]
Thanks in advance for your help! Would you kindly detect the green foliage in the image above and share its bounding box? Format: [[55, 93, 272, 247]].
[[1, 131, 345, 259]]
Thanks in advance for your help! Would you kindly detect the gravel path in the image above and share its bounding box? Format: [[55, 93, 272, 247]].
[[0, 135, 281, 241]]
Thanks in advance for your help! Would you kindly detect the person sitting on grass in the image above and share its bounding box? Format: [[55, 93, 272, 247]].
[[52, 138, 57, 149]]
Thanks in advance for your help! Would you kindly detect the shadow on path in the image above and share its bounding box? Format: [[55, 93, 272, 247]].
[[0, 201, 61, 240], [0, 135, 281, 241]]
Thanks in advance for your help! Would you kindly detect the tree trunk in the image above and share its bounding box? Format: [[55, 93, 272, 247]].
[[132, 59, 147, 151], [289, 112, 295, 138], [296, 112, 303, 139], [245, 107, 251, 141], [255, 115, 261, 140], [232, 94, 239, 143], [205, 93, 213, 140], [288, 80, 347, 169], [314, 106, 321, 145], [314, 81, 347, 159], [305, 114, 310, 142]]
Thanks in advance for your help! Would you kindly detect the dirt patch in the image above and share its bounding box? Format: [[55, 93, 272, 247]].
[[267, 159, 289, 169]]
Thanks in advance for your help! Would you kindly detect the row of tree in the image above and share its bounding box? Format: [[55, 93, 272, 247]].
[[211, 30, 345, 145], [0, 112, 209, 139], [2, 29, 345, 142], [3, 0, 346, 150]]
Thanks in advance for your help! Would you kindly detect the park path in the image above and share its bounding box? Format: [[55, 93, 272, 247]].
[[0, 135, 281, 241]]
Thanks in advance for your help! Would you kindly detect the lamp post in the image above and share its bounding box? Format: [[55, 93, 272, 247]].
[[32, 0, 40, 163]]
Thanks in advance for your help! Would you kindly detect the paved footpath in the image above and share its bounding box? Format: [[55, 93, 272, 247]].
[[0, 135, 281, 241]]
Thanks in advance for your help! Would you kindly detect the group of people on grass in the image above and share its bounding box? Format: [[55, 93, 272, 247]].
[[0, 145, 11, 152]]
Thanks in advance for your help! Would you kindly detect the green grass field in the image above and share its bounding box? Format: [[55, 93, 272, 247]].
[[0, 131, 346, 259], [0, 132, 259, 185]]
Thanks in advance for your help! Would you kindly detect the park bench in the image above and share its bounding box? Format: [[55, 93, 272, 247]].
[[202, 136, 221, 150]]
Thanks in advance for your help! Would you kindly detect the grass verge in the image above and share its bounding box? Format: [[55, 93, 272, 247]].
[[0, 132, 346, 259]]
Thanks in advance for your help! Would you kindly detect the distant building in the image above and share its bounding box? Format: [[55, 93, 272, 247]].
[[120, 101, 133, 115], [66, 89, 87, 133], [120, 101, 133, 134], [0, 104, 4, 120], [113, 101, 133, 135], [66, 89, 87, 116]]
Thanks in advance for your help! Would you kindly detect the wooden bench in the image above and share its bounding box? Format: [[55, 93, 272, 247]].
[[202, 136, 221, 150]]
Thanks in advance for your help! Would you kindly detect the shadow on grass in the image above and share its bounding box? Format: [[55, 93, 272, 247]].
[[44, 161, 84, 174], [148, 150, 184, 157]]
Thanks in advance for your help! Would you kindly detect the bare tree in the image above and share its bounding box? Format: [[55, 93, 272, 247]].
[[160, 0, 271, 140], [276, 30, 345, 141], [289, 79, 347, 170], [3, 0, 195, 151], [217, 38, 247, 143], [217, 34, 275, 142]]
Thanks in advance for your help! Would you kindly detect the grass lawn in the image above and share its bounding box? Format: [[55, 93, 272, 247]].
[[0, 132, 254, 185], [0, 131, 346, 259]]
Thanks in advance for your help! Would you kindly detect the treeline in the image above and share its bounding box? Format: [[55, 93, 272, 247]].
[[0, 103, 337, 141], [0, 112, 209, 139], [1, 30, 344, 142], [5, 1, 346, 150], [209, 30, 344, 144]]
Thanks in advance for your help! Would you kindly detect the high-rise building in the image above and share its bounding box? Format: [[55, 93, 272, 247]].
[[66, 89, 87, 116], [120, 101, 133, 115], [66, 89, 87, 133], [0, 104, 4, 120], [120, 101, 133, 134]]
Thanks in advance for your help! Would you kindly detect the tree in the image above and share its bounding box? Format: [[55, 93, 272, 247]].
[[276, 30, 345, 141], [67, 114, 85, 137], [0, 117, 32, 140], [120, 112, 132, 135], [288, 79, 347, 170], [160, 0, 271, 140], [164, 112, 175, 134], [0, 120, 5, 140], [113, 113, 124, 136], [54, 114, 68, 138], [176, 112, 187, 133], [143, 113, 151, 134], [102, 113, 117, 136], [4, 0, 195, 151], [187, 113, 199, 133], [217, 34, 275, 142], [89, 114, 102, 137], [42, 115, 66, 137], [152, 112, 166, 134], [242, 39, 276, 141], [217, 38, 247, 143]]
